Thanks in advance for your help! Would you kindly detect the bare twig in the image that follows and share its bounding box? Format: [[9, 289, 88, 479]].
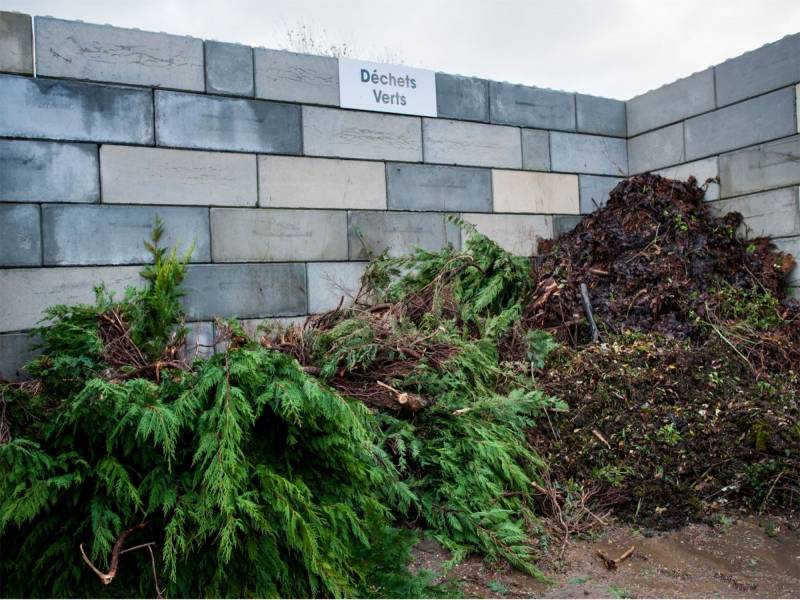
[[579, 283, 600, 343], [79, 522, 148, 585]]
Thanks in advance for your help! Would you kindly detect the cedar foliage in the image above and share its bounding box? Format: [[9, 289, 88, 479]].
[[294, 222, 564, 578], [0, 228, 446, 598]]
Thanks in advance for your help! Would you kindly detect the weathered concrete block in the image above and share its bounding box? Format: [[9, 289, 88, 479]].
[[0, 204, 40, 267], [576, 94, 626, 137], [435, 73, 489, 122], [0, 75, 153, 144], [685, 87, 797, 161], [259, 156, 386, 209], [348, 212, 457, 259], [205, 41, 254, 96], [579, 175, 622, 214], [719, 135, 800, 198], [0, 12, 32, 75], [386, 163, 491, 212], [254, 48, 338, 105], [626, 68, 715, 136], [628, 123, 685, 173], [521, 129, 550, 171], [181, 263, 307, 320], [181, 322, 215, 361], [774, 236, 800, 286], [307, 262, 367, 313], [101, 145, 257, 206], [709, 187, 800, 239], [654, 157, 720, 200], [42, 205, 210, 265], [235, 316, 305, 342], [553, 215, 583, 238], [0, 266, 142, 332], [156, 90, 301, 154], [489, 81, 575, 130], [550, 132, 628, 176], [492, 170, 579, 214], [303, 106, 421, 161], [423, 119, 521, 168], [716, 33, 800, 106], [0, 140, 99, 203], [461, 213, 552, 256], [35, 17, 204, 90], [211, 208, 348, 262], [0, 332, 40, 380]]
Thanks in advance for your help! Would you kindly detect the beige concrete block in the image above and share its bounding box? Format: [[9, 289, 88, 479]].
[[492, 170, 579, 214], [259, 156, 386, 209], [0, 266, 141, 332], [101, 145, 257, 206], [462, 213, 553, 256], [211, 208, 348, 262]]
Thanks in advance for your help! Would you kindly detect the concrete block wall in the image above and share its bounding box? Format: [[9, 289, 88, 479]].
[[0, 11, 797, 376], [625, 33, 800, 301]]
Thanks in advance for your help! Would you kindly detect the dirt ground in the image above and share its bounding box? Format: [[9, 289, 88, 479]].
[[412, 515, 800, 598]]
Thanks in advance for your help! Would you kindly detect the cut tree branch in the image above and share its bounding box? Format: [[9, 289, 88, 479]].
[[79, 521, 149, 585]]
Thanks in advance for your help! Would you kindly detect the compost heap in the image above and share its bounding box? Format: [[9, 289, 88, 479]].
[[280, 173, 799, 528]]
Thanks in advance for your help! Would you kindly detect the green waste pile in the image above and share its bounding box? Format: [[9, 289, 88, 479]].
[[1, 174, 798, 598]]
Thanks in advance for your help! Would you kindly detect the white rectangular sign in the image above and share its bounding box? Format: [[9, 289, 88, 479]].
[[338, 58, 437, 117]]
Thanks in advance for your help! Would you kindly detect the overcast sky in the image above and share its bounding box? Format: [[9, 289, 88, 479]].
[[3, 0, 799, 99]]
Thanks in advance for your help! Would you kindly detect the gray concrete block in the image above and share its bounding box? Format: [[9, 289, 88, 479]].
[[626, 68, 715, 136], [685, 87, 797, 161], [258, 156, 386, 209], [254, 48, 338, 106], [100, 145, 257, 207], [576, 94, 626, 137], [205, 41, 254, 96], [521, 129, 550, 171], [0, 332, 40, 380], [435, 73, 489, 122], [386, 163, 491, 212], [348, 211, 456, 259], [181, 321, 215, 361], [42, 205, 210, 265], [461, 213, 552, 256], [628, 123, 685, 173], [550, 132, 628, 176], [303, 106, 421, 161], [307, 262, 367, 313], [155, 90, 301, 154], [716, 33, 800, 106], [211, 208, 348, 262], [0, 266, 142, 332], [181, 263, 307, 320], [773, 236, 800, 286], [35, 17, 204, 91], [0, 75, 154, 144], [0, 204, 40, 267], [719, 135, 800, 198], [709, 187, 800, 239], [553, 215, 583, 238], [579, 175, 623, 214], [489, 81, 575, 130], [0, 140, 99, 203], [422, 119, 521, 168], [654, 157, 720, 200], [0, 12, 32, 75]]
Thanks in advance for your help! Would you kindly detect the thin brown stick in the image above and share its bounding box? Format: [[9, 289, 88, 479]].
[[79, 521, 148, 585]]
